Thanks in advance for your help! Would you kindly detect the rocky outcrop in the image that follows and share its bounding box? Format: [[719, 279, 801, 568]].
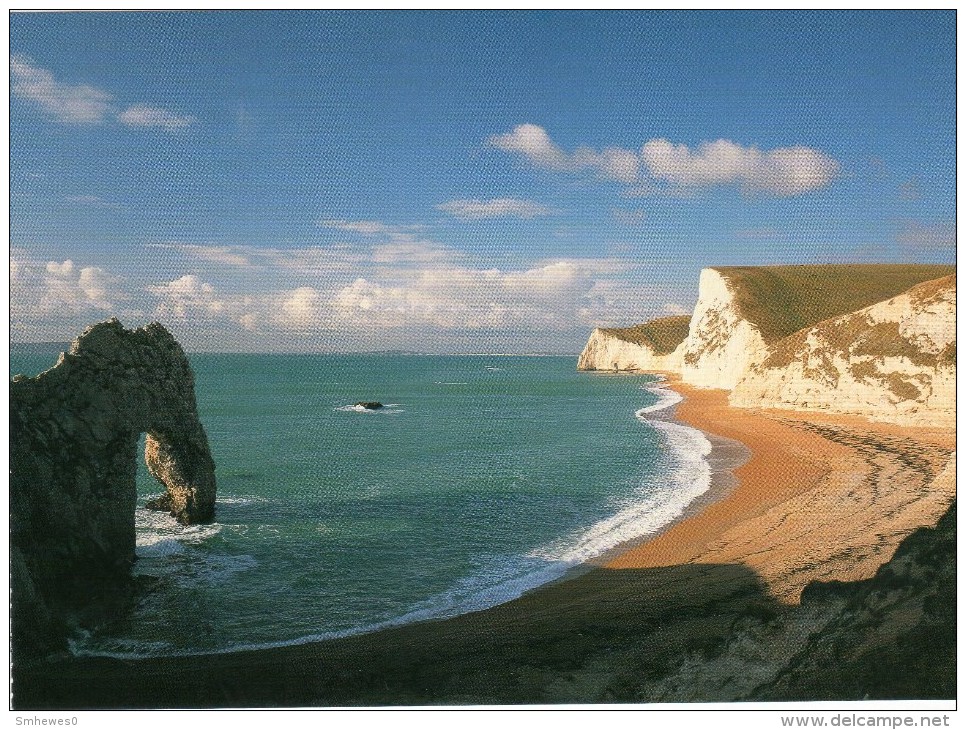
[[10, 319, 216, 659], [732, 275, 956, 426]]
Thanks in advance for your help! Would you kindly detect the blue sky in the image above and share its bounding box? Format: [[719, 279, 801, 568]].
[[9, 10, 955, 352]]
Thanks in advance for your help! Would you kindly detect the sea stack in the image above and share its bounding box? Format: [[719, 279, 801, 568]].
[[355, 401, 384, 410], [10, 319, 217, 659]]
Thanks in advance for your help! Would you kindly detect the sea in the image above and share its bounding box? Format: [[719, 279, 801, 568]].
[[10, 349, 713, 658]]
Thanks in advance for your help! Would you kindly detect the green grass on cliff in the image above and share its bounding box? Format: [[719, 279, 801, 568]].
[[714, 264, 956, 343], [600, 315, 692, 354]]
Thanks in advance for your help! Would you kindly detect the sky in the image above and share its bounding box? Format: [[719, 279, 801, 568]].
[[9, 10, 956, 353]]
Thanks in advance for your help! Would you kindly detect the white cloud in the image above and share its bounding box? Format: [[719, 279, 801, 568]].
[[150, 243, 253, 267], [147, 275, 331, 333], [641, 138, 839, 196], [436, 198, 555, 221], [488, 123, 571, 170], [329, 259, 635, 331], [10, 255, 128, 319], [488, 124, 639, 183], [148, 275, 229, 319], [572, 146, 641, 183], [370, 241, 459, 264], [276, 287, 325, 328], [11, 54, 112, 124], [118, 104, 195, 131], [488, 124, 839, 196], [11, 55, 195, 132], [318, 219, 393, 236]]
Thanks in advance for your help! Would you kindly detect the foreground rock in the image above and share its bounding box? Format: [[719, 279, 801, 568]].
[[10, 319, 216, 660]]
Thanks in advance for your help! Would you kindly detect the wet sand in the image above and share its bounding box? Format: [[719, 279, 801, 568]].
[[609, 381, 956, 603]]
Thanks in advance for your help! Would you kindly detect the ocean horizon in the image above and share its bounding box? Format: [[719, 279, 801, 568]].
[[10, 347, 713, 658]]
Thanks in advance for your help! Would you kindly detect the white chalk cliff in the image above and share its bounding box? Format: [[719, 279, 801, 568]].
[[576, 328, 683, 372], [678, 268, 769, 390], [732, 275, 955, 426], [578, 266, 955, 426]]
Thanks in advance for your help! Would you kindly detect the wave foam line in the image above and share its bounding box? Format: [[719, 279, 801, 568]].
[[635, 378, 682, 417], [78, 386, 715, 660]]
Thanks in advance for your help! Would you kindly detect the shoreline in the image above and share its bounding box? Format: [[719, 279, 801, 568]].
[[588, 378, 750, 568], [606, 376, 956, 603]]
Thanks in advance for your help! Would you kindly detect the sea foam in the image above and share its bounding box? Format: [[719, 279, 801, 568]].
[[75, 376, 715, 659]]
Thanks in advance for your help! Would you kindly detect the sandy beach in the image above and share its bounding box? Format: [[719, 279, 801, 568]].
[[609, 380, 956, 603], [14, 378, 956, 708]]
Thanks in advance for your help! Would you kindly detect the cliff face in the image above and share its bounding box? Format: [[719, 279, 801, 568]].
[[577, 328, 683, 372], [679, 268, 768, 389], [10, 319, 216, 659], [577, 315, 690, 372], [577, 265, 956, 426], [732, 275, 956, 426]]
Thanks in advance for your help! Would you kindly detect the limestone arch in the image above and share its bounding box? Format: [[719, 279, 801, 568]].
[[11, 319, 216, 656]]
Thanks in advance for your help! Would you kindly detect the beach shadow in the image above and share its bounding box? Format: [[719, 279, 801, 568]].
[[14, 561, 781, 708]]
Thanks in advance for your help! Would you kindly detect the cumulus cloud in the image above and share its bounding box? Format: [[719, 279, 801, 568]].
[[148, 275, 230, 319], [10, 255, 128, 320], [118, 104, 195, 131], [11, 55, 195, 131], [11, 54, 112, 124], [42, 260, 121, 311], [488, 124, 640, 183], [276, 287, 325, 328], [641, 138, 839, 196], [145, 273, 331, 333], [488, 124, 839, 196], [436, 198, 555, 221], [329, 259, 635, 331], [488, 123, 571, 170]]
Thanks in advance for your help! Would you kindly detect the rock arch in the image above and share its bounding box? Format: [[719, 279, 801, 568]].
[[10, 319, 216, 658]]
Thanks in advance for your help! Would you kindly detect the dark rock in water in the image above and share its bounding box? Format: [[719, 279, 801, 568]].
[[355, 401, 384, 410], [10, 319, 216, 660]]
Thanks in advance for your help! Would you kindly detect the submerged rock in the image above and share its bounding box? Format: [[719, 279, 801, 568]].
[[355, 401, 384, 410], [10, 319, 216, 659]]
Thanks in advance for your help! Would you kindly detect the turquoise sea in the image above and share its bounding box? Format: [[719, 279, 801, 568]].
[[10, 349, 711, 656]]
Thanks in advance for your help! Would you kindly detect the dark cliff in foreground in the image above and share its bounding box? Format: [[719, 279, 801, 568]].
[[10, 320, 216, 661], [14, 500, 954, 707]]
